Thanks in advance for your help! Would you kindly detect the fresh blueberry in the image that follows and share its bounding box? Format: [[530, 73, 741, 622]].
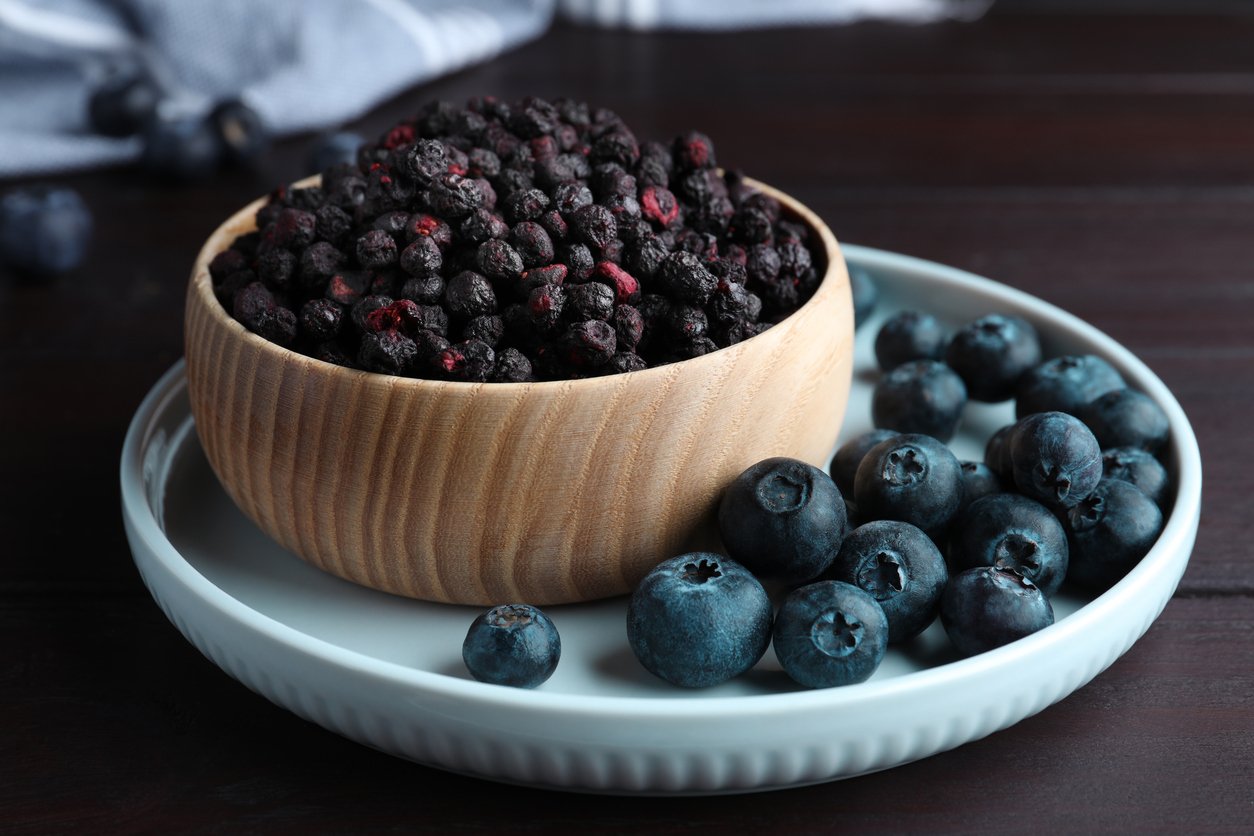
[[830, 429, 899, 500], [1009, 411, 1103, 510], [940, 566, 1055, 658], [983, 423, 1017, 486], [461, 603, 560, 688], [1064, 478, 1164, 590], [141, 112, 223, 181], [1102, 446, 1170, 508], [210, 99, 270, 166], [772, 580, 888, 688], [718, 458, 847, 584], [87, 72, 161, 138], [957, 460, 1002, 515], [854, 434, 964, 534], [871, 359, 967, 442], [945, 314, 1042, 402], [949, 493, 1069, 597], [1015, 354, 1125, 419], [309, 131, 365, 175], [627, 553, 773, 688], [1079, 388, 1170, 453], [0, 186, 93, 276], [828, 520, 947, 642], [874, 311, 947, 371], [849, 265, 878, 329]]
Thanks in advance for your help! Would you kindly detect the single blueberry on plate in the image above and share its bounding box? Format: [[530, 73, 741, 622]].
[[88, 72, 160, 138], [1015, 354, 1125, 419], [945, 313, 1042, 402], [940, 566, 1055, 658], [1063, 478, 1164, 591], [871, 359, 967, 442], [949, 493, 1069, 597], [627, 553, 772, 688], [310, 131, 365, 175], [831, 429, 899, 500], [849, 265, 878, 329], [1079, 388, 1170, 453], [772, 580, 888, 688], [462, 603, 560, 689], [1010, 411, 1103, 510], [141, 112, 223, 181], [1102, 446, 1170, 508], [956, 460, 1002, 516], [874, 311, 948, 371], [829, 520, 947, 643], [719, 458, 847, 584], [984, 423, 1018, 486], [854, 434, 964, 534], [0, 186, 93, 276]]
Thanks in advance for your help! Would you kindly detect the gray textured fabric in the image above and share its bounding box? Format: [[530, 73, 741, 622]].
[[0, 0, 988, 177]]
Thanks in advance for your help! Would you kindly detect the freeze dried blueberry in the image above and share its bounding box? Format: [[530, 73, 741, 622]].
[[355, 229, 398, 269], [608, 352, 648, 374], [477, 239, 524, 282], [538, 210, 568, 242], [503, 188, 550, 224], [940, 567, 1054, 658], [314, 204, 353, 245], [625, 234, 670, 280], [438, 339, 495, 381], [829, 520, 948, 643], [350, 294, 394, 333], [708, 280, 757, 325], [208, 249, 247, 282], [406, 213, 453, 249], [871, 360, 968, 443], [591, 128, 640, 169], [1079, 388, 1170, 453], [233, 281, 277, 328], [830, 429, 900, 500], [467, 147, 501, 178], [427, 174, 484, 219], [571, 204, 617, 251], [772, 581, 888, 688], [594, 261, 641, 305], [746, 244, 781, 284], [874, 311, 948, 371], [510, 221, 554, 268], [854, 434, 963, 535], [299, 298, 343, 341], [673, 130, 716, 171], [358, 329, 417, 375], [399, 236, 443, 277], [459, 208, 508, 244], [640, 185, 680, 228], [443, 271, 497, 318], [314, 340, 355, 368], [665, 303, 708, 343], [561, 242, 595, 282], [719, 457, 848, 584], [1016, 355, 1126, 419], [492, 347, 534, 382], [613, 305, 645, 351], [627, 553, 772, 689], [399, 273, 445, 305], [945, 314, 1042, 402], [1102, 447, 1170, 508], [561, 320, 617, 369], [325, 270, 369, 306], [657, 251, 716, 305], [567, 281, 615, 321], [1009, 411, 1103, 510], [462, 604, 560, 689], [527, 284, 566, 331], [300, 241, 345, 287], [273, 208, 317, 250], [520, 263, 568, 295], [1064, 479, 1163, 590], [402, 138, 448, 185], [462, 314, 505, 347], [950, 493, 1069, 597]]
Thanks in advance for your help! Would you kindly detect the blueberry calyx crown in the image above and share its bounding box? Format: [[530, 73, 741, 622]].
[[1037, 462, 1073, 502], [1070, 494, 1106, 532], [680, 558, 722, 584], [857, 550, 907, 600], [995, 565, 1038, 590], [487, 603, 537, 627], [881, 446, 927, 486], [993, 533, 1041, 574], [811, 609, 863, 658], [755, 466, 811, 513]]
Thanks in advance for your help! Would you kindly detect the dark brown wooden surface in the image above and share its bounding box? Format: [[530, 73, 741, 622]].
[[4, 11, 1253, 833]]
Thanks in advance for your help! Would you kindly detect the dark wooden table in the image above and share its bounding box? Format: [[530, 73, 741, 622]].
[[5, 10, 1253, 833]]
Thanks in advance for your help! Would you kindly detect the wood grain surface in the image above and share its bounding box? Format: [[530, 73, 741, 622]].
[[184, 181, 850, 605], [4, 9, 1254, 833]]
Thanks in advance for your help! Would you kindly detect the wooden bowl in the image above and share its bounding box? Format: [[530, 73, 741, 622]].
[[184, 177, 854, 605]]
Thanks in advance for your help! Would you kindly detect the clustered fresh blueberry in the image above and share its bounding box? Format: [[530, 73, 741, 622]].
[[209, 96, 825, 382]]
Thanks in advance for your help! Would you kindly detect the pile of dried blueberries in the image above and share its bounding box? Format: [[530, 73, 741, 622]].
[[210, 96, 824, 382]]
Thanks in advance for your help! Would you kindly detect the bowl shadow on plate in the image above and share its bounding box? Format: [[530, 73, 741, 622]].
[[591, 644, 806, 693]]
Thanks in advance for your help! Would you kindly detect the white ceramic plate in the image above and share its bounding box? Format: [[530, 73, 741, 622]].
[[122, 245, 1202, 795]]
